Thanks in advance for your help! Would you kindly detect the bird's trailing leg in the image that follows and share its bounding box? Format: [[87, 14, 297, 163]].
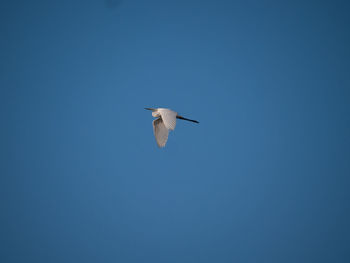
[[176, 115, 199, 123]]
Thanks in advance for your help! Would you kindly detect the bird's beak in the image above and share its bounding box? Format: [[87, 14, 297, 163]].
[[144, 108, 154, 111]]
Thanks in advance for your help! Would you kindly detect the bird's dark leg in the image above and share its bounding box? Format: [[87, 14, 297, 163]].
[[176, 115, 199, 123]]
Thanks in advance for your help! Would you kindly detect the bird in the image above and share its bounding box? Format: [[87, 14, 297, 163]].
[[145, 107, 199, 148]]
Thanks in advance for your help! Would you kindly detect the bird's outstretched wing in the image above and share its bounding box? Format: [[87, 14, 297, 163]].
[[158, 108, 177, 130], [153, 118, 169, 148]]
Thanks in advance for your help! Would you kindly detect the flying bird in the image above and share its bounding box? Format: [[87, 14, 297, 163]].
[[145, 107, 199, 147]]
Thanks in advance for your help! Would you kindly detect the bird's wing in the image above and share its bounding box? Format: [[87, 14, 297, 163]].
[[153, 118, 169, 148], [158, 108, 177, 130]]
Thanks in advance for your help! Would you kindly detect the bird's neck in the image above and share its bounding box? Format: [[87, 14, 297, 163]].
[[152, 112, 160, 118]]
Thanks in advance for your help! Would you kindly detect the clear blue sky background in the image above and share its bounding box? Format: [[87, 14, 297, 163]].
[[1, 0, 350, 262]]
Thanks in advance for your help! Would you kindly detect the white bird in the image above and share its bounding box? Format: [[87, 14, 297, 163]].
[[145, 107, 199, 148]]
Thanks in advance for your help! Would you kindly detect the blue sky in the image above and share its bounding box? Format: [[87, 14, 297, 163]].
[[1, 0, 350, 262]]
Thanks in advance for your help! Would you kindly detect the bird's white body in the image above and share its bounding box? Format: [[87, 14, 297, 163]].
[[145, 107, 198, 148]]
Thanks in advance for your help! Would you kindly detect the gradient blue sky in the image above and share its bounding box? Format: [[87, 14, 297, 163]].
[[1, 0, 350, 262]]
